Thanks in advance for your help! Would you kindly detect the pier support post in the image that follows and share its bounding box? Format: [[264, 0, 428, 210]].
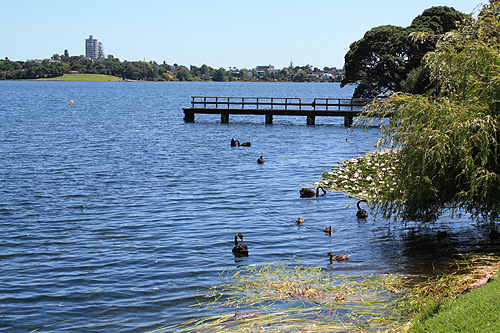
[[221, 112, 229, 123], [307, 115, 316, 125], [344, 116, 353, 127], [265, 114, 273, 124], [184, 111, 195, 123]]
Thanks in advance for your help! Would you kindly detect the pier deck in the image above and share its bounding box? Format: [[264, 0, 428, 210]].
[[183, 96, 375, 126]]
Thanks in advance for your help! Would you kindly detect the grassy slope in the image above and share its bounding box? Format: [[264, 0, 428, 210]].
[[411, 276, 500, 332], [36, 74, 123, 81]]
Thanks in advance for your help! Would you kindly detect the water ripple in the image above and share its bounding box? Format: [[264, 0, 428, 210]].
[[1, 81, 497, 332]]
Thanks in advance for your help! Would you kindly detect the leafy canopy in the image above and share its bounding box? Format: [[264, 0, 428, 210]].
[[342, 6, 466, 98], [359, 1, 500, 222]]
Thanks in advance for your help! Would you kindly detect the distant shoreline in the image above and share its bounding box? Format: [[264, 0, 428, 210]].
[[33, 73, 123, 82], [7, 74, 344, 83], [4, 75, 343, 83]]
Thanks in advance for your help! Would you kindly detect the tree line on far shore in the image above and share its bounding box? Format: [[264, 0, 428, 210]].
[[0, 52, 343, 83]]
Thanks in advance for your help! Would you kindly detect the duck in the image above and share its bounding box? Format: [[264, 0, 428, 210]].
[[257, 155, 265, 164], [327, 252, 349, 263], [296, 216, 304, 224], [356, 199, 369, 218], [299, 187, 326, 198], [323, 226, 333, 234], [436, 230, 448, 240], [239, 142, 251, 147], [231, 138, 239, 147], [489, 229, 500, 240], [232, 233, 249, 257]]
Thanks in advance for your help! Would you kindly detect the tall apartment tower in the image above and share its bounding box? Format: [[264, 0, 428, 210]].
[[85, 35, 105, 60]]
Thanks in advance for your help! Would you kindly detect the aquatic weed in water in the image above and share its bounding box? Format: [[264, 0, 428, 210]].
[[159, 263, 405, 332]]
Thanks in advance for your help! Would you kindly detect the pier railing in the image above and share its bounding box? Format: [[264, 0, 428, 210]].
[[189, 96, 370, 111], [183, 96, 375, 126]]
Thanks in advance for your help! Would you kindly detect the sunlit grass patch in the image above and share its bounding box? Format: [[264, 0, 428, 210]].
[[410, 273, 500, 332], [319, 149, 399, 200], [159, 264, 405, 332], [400, 254, 500, 323], [35, 73, 123, 81]]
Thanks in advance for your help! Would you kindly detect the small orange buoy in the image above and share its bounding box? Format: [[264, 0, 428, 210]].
[[70, 100, 74, 105]]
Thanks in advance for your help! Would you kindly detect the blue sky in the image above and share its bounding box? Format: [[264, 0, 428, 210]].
[[1, 0, 483, 69]]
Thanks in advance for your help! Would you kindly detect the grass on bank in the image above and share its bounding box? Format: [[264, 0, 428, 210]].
[[401, 255, 500, 332], [35, 73, 123, 81], [411, 271, 500, 332]]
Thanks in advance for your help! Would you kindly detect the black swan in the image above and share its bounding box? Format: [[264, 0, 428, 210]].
[[327, 252, 349, 263], [232, 233, 249, 256], [257, 155, 265, 164], [489, 229, 499, 240], [436, 230, 448, 239], [299, 187, 326, 198], [356, 199, 369, 218]]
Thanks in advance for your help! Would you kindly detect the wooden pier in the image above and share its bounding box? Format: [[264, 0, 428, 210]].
[[183, 96, 374, 127]]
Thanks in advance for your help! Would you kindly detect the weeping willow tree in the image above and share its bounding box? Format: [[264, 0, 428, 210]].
[[359, 1, 500, 222]]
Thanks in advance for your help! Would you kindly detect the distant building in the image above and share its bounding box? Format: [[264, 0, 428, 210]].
[[268, 69, 278, 78], [27, 59, 61, 64], [85, 35, 105, 60], [256, 65, 274, 71], [322, 73, 333, 81]]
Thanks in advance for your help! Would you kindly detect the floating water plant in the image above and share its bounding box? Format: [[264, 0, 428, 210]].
[[158, 263, 405, 332], [319, 149, 400, 201]]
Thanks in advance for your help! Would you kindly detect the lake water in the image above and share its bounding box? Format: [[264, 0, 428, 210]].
[[1, 81, 498, 332]]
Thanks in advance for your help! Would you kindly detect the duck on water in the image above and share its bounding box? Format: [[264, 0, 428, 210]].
[[327, 252, 349, 263]]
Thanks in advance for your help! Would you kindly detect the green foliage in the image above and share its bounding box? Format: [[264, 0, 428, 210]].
[[358, 1, 500, 222], [212, 67, 227, 81], [292, 71, 307, 82], [176, 67, 191, 81], [199, 64, 211, 75], [411, 276, 500, 332], [35, 74, 123, 81], [410, 6, 465, 35], [400, 65, 431, 94], [0, 59, 69, 79], [342, 6, 466, 98], [395, 255, 500, 331], [1, 53, 342, 83], [343, 25, 410, 97]]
